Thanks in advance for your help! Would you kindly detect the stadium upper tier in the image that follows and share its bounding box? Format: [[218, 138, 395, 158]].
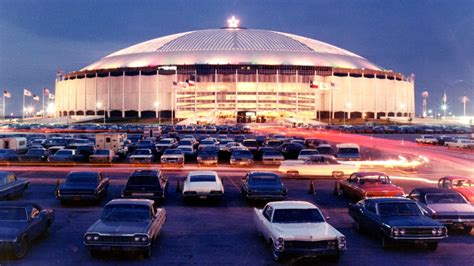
[[82, 28, 382, 71]]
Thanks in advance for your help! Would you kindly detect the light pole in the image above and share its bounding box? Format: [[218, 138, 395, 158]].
[[154, 101, 160, 124], [461, 96, 469, 117], [441, 104, 447, 118], [96, 102, 105, 124]]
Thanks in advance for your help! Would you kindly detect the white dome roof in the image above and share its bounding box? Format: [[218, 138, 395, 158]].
[[82, 28, 382, 71]]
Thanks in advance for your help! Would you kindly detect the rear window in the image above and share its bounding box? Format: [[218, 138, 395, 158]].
[[249, 174, 279, 184], [338, 148, 359, 154], [190, 175, 216, 182], [66, 173, 98, 184], [127, 175, 159, 186], [164, 149, 182, 155], [425, 193, 466, 204]]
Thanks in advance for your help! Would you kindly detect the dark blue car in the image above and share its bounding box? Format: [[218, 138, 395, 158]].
[[55, 172, 109, 204], [241, 172, 287, 201], [348, 197, 447, 250]]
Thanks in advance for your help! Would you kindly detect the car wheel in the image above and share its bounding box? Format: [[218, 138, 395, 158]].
[[427, 242, 438, 251], [272, 248, 283, 262], [381, 236, 391, 249], [463, 226, 472, 234], [13, 236, 28, 259]]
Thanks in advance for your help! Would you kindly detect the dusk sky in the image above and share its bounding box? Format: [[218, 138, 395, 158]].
[[0, 0, 472, 116]]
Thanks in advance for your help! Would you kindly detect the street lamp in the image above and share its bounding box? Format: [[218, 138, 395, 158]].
[[441, 104, 447, 117], [154, 101, 160, 124], [96, 102, 105, 124]]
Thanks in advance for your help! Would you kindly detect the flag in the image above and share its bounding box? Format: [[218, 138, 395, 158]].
[[442, 92, 447, 103], [43, 88, 50, 95], [33, 95, 40, 101], [3, 90, 11, 98], [49, 93, 55, 99], [310, 81, 319, 88], [24, 89, 32, 96], [186, 79, 195, 86]]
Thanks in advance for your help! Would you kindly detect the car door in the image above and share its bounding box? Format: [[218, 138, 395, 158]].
[[362, 201, 380, 232], [260, 206, 274, 240]]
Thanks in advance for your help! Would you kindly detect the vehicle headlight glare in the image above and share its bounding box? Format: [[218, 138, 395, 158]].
[[134, 236, 141, 242], [140, 236, 148, 242], [86, 235, 92, 241], [392, 228, 400, 236], [92, 235, 99, 241], [399, 228, 406, 235], [337, 236, 347, 249]]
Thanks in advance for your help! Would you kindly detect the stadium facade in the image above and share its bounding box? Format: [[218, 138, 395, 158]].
[[55, 21, 415, 122]]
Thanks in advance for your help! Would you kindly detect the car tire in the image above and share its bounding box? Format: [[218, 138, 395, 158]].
[[13, 236, 28, 259], [463, 226, 472, 234], [272, 248, 283, 262], [381, 236, 391, 249], [427, 242, 438, 251]]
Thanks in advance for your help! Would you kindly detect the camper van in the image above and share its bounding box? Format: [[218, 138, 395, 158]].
[[95, 133, 127, 156], [335, 143, 361, 161], [0, 137, 27, 153], [143, 126, 162, 139]]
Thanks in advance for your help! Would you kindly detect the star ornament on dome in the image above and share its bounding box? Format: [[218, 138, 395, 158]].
[[227, 16, 240, 28]]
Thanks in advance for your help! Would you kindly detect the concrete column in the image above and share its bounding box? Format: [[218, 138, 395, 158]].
[[107, 72, 111, 117], [95, 73, 98, 115], [276, 69, 279, 112], [138, 70, 142, 118], [256, 69, 259, 114], [235, 69, 238, 116], [122, 71, 125, 117], [84, 74, 87, 115], [214, 69, 217, 114]]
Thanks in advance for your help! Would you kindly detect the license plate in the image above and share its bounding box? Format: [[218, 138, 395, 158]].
[[199, 195, 207, 199]]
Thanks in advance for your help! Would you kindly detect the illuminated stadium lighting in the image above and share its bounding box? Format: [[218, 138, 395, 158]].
[[227, 16, 240, 28]]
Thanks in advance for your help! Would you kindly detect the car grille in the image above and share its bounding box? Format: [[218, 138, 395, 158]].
[[98, 235, 134, 243], [284, 240, 332, 250], [403, 228, 436, 236]]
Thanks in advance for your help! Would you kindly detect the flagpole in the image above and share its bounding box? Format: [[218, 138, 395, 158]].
[[2, 94, 5, 120], [42, 90, 45, 119], [22, 93, 25, 120]]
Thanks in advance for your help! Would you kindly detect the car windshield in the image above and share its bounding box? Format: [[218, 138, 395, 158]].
[[249, 174, 280, 185], [377, 202, 422, 216], [164, 149, 182, 155], [66, 173, 97, 184], [233, 150, 252, 157], [55, 150, 72, 156], [190, 175, 216, 182], [95, 150, 110, 155], [425, 193, 467, 204], [200, 140, 214, 145], [179, 140, 192, 146], [158, 139, 172, 144], [338, 148, 359, 154], [179, 147, 193, 152], [272, 209, 324, 223], [300, 150, 318, 156], [263, 151, 281, 156], [0, 207, 27, 221], [127, 175, 159, 186], [134, 149, 150, 155], [243, 140, 257, 147], [28, 149, 44, 155], [101, 204, 150, 221], [316, 147, 332, 154]]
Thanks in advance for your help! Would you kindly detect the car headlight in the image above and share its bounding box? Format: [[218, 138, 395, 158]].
[[392, 227, 400, 236], [274, 237, 284, 251], [85, 234, 99, 241], [134, 235, 149, 242], [337, 236, 347, 250], [432, 227, 443, 236], [399, 228, 406, 236]]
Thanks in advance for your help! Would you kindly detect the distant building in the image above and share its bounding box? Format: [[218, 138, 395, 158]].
[[55, 20, 414, 122]]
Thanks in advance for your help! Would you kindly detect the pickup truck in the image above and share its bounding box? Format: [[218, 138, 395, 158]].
[[415, 135, 438, 145], [253, 201, 346, 261]]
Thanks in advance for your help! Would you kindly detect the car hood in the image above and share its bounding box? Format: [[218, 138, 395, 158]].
[[130, 155, 153, 158], [184, 182, 221, 192], [427, 203, 474, 214], [161, 154, 183, 159], [381, 215, 441, 227], [272, 222, 343, 241], [0, 221, 27, 239], [87, 219, 151, 235]]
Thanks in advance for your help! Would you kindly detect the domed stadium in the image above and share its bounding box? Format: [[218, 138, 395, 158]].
[[55, 19, 414, 123]]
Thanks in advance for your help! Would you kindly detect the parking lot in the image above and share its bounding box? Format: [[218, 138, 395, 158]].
[[0, 168, 472, 265]]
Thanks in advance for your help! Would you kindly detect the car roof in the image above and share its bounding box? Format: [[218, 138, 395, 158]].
[[106, 199, 154, 207], [336, 143, 360, 148], [248, 171, 279, 177], [67, 171, 99, 176], [352, 172, 387, 177], [188, 171, 218, 177], [267, 201, 317, 210]]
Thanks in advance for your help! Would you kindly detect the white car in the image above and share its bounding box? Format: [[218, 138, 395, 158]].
[[182, 171, 224, 201], [129, 149, 154, 164], [160, 148, 185, 166], [415, 135, 438, 145], [447, 139, 474, 149], [278, 155, 359, 178], [253, 201, 346, 262], [297, 149, 319, 161]]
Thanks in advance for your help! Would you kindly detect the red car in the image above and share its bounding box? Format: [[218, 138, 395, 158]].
[[438, 176, 474, 203], [334, 172, 405, 201]]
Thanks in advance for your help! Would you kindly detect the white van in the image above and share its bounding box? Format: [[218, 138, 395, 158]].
[[95, 133, 127, 155], [0, 137, 28, 152], [143, 126, 162, 139]]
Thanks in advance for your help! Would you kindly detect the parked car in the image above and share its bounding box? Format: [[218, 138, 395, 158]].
[[122, 170, 168, 202], [261, 150, 285, 165], [242, 139, 258, 153], [253, 201, 346, 262], [280, 143, 305, 160], [129, 149, 154, 164], [334, 172, 404, 201], [447, 139, 474, 149], [182, 171, 224, 201], [18, 148, 50, 162], [0, 149, 19, 162], [316, 144, 333, 155], [438, 176, 474, 203], [241, 172, 287, 201], [0, 171, 29, 200], [348, 197, 447, 250], [335, 143, 361, 161], [415, 135, 438, 145], [0, 202, 55, 259], [230, 149, 254, 166], [279, 155, 359, 178], [89, 149, 115, 163], [48, 149, 84, 164], [407, 187, 474, 233], [155, 138, 178, 152], [177, 145, 196, 161], [197, 146, 219, 166], [55, 171, 109, 203], [83, 199, 166, 257], [160, 149, 185, 167]]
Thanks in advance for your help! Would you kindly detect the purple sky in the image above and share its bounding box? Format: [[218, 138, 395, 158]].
[[0, 0, 473, 116]]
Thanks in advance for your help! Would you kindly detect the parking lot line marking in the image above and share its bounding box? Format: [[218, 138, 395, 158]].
[[226, 175, 240, 190]]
